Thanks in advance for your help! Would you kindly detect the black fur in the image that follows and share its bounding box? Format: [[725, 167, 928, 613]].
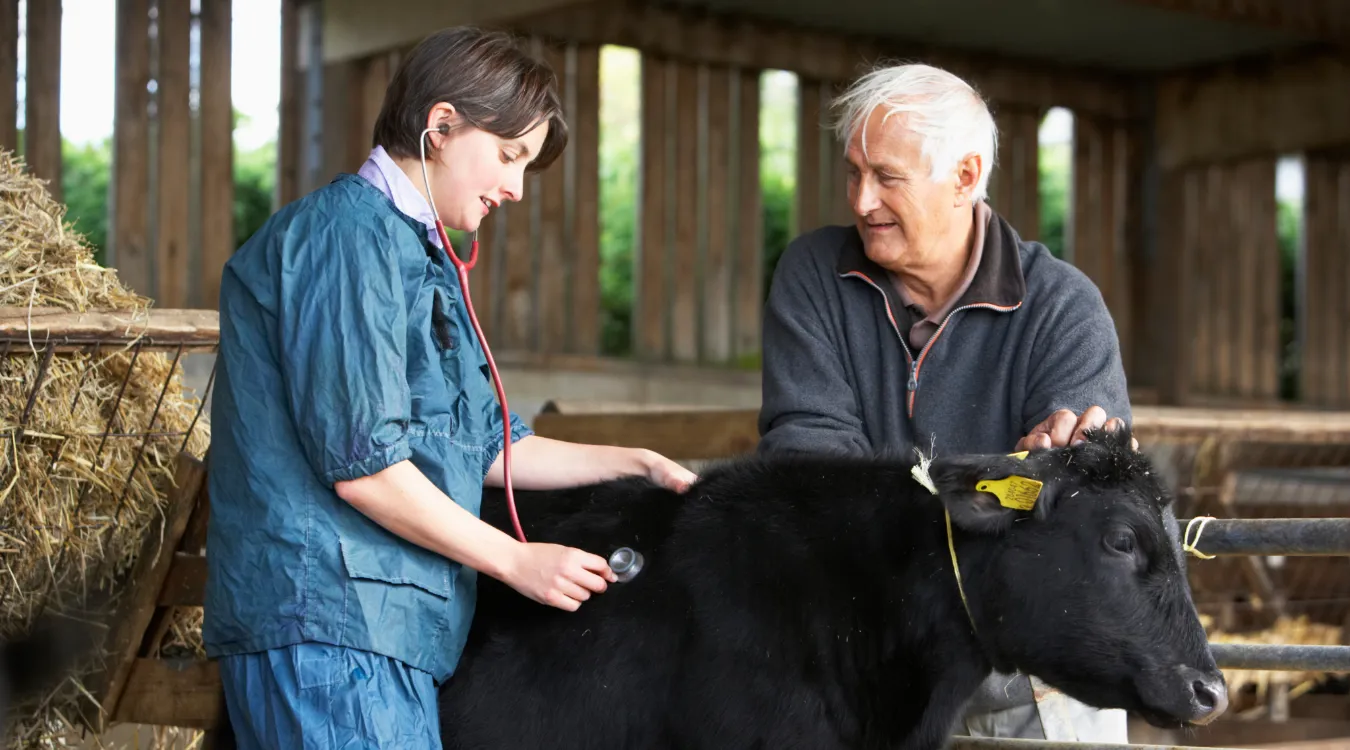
[[438, 427, 1224, 750]]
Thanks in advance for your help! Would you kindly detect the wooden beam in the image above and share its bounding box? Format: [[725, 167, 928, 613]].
[[0, 0, 16, 154], [155, 0, 191, 308], [988, 105, 1042, 241], [24, 0, 61, 201], [732, 68, 761, 361], [157, 553, 207, 607], [111, 657, 222, 729], [505, 0, 1135, 121], [1157, 50, 1350, 170], [90, 453, 207, 732], [0, 307, 221, 351], [277, 0, 302, 208], [1301, 149, 1350, 408], [1119, 0, 1350, 45], [569, 43, 601, 356], [111, 0, 152, 296], [199, 0, 234, 311]]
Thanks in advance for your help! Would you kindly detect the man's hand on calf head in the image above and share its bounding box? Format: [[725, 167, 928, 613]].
[[1016, 406, 1138, 452]]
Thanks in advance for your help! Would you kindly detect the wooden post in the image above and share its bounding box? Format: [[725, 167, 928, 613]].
[[276, 0, 301, 208], [732, 68, 762, 362], [199, 0, 234, 311], [24, 0, 61, 201], [155, 0, 192, 309], [0, 0, 16, 154], [111, 0, 152, 295], [570, 44, 601, 356], [989, 104, 1042, 241]]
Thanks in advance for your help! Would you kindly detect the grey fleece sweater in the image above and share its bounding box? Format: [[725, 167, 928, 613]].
[[756, 207, 1132, 715]]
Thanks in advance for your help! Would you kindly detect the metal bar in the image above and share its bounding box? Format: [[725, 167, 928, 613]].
[[1210, 643, 1350, 672], [950, 739, 1244, 750], [1177, 517, 1350, 556]]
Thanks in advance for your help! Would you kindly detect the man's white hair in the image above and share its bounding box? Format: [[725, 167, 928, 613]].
[[830, 62, 997, 202]]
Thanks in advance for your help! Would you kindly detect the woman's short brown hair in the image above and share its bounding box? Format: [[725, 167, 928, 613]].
[[372, 27, 567, 173]]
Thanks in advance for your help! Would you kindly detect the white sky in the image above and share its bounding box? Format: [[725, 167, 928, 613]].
[[22, 0, 280, 151]]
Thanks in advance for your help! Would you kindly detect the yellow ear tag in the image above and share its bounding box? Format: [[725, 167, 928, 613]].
[[976, 476, 1042, 511], [1007, 451, 1029, 460]]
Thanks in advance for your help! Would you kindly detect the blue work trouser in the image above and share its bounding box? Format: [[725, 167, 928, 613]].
[[217, 642, 442, 749]]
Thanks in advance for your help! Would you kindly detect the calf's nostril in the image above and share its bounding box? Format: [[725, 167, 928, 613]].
[[1190, 676, 1229, 724]]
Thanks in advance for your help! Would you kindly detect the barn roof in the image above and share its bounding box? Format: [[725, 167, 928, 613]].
[[321, 0, 1342, 73]]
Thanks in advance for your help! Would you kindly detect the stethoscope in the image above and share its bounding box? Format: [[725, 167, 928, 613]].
[[417, 123, 645, 583], [420, 123, 526, 544]]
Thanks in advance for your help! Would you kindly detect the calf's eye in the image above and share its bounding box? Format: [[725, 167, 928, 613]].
[[1105, 529, 1136, 555]]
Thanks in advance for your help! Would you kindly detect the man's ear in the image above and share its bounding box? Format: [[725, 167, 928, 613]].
[[926, 452, 1044, 535]]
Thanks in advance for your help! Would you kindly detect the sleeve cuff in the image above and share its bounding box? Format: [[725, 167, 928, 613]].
[[321, 439, 414, 485], [480, 415, 534, 479]]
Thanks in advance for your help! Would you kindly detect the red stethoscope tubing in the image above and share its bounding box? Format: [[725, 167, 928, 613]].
[[434, 220, 528, 545]]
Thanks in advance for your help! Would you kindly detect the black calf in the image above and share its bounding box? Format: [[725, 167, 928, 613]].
[[438, 427, 1226, 750]]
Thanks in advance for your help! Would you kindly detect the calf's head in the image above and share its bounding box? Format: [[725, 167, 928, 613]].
[[926, 427, 1227, 729]]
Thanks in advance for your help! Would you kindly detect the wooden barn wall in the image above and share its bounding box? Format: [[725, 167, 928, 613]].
[[988, 105, 1044, 243], [1072, 114, 1141, 376], [1158, 159, 1282, 404], [637, 53, 762, 364], [1301, 149, 1350, 408], [108, 0, 233, 310], [794, 77, 851, 233]]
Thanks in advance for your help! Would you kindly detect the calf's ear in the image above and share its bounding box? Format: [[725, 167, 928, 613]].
[[925, 453, 1044, 535]]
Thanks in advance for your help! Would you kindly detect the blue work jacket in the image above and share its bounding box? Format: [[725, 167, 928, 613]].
[[202, 173, 532, 683]]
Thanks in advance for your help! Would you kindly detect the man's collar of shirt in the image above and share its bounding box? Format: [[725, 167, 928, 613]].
[[356, 145, 444, 249]]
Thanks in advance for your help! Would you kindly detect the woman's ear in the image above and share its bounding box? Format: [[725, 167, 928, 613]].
[[425, 102, 460, 144]]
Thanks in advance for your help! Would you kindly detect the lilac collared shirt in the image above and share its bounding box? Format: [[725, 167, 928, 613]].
[[356, 145, 445, 250]]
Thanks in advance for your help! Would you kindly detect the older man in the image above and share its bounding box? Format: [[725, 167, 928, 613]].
[[757, 63, 1133, 741]]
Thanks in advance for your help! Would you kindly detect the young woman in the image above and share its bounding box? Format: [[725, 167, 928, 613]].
[[203, 27, 695, 748]]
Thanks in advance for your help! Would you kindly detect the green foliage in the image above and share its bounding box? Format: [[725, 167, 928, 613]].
[[1276, 196, 1301, 401], [597, 46, 641, 357], [1038, 139, 1070, 259], [234, 139, 277, 249], [60, 138, 112, 265]]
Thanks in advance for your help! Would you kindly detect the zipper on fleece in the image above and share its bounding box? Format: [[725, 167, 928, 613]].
[[840, 270, 1021, 418]]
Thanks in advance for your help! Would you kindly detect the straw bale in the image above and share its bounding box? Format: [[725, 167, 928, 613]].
[[0, 151, 210, 749]]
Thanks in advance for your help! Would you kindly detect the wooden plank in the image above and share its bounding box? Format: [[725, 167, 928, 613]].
[[111, 657, 221, 729], [636, 52, 669, 359], [158, 553, 207, 607], [1157, 50, 1350, 171], [319, 60, 354, 182], [0, 0, 16, 154], [794, 77, 822, 237], [276, 0, 301, 208], [532, 408, 761, 460], [701, 65, 731, 363], [732, 68, 762, 361], [989, 105, 1041, 239], [155, 0, 191, 309], [501, 131, 536, 351], [531, 404, 1350, 463], [505, 0, 1134, 121], [671, 61, 699, 362], [0, 307, 221, 351], [352, 52, 390, 170], [538, 43, 569, 354], [199, 0, 234, 312], [1157, 169, 1192, 406], [1302, 150, 1350, 407], [112, 0, 152, 296], [569, 43, 601, 355], [1071, 114, 1131, 356], [91, 453, 207, 731], [24, 0, 60, 201]]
